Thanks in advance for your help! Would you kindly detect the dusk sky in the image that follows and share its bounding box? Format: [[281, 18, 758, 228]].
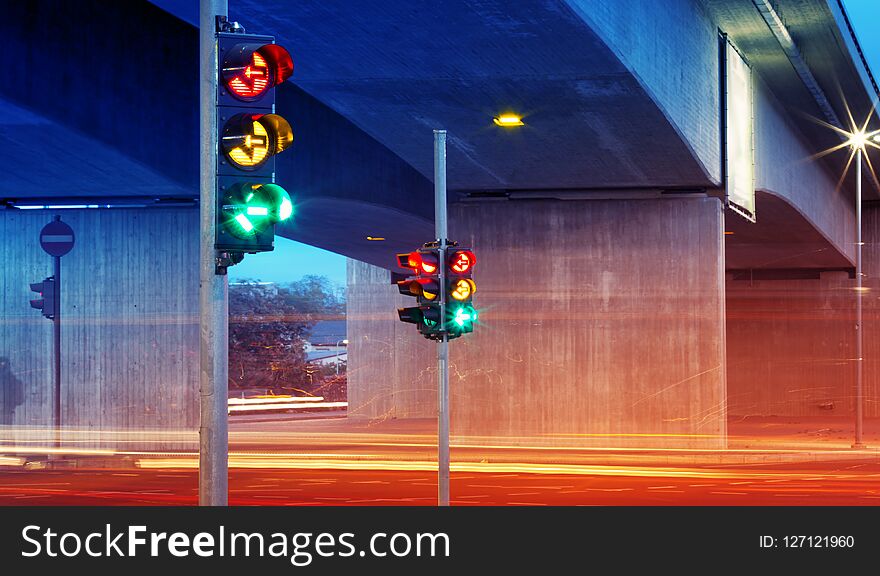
[[231, 0, 880, 288]]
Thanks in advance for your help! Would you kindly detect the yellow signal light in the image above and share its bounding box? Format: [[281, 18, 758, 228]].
[[227, 120, 269, 167], [450, 278, 475, 301]]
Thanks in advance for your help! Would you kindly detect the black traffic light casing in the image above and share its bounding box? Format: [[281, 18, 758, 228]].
[[444, 248, 477, 338], [396, 248, 444, 339], [30, 277, 57, 320], [395, 245, 478, 340], [215, 31, 295, 258]]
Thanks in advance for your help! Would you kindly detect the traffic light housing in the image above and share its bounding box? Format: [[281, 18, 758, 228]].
[[30, 277, 57, 320], [215, 30, 295, 266], [397, 248, 444, 339], [395, 244, 477, 340], [445, 249, 477, 337]]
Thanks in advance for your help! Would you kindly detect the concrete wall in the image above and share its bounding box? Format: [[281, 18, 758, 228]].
[[346, 260, 436, 419], [725, 273, 859, 417], [0, 208, 198, 448], [347, 197, 727, 448]]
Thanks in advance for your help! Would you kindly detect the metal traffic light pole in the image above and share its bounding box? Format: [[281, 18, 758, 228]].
[[434, 130, 450, 506], [199, 0, 229, 506]]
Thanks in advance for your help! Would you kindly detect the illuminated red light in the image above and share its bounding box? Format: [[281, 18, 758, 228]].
[[223, 44, 294, 102], [449, 250, 475, 273], [397, 251, 439, 274], [228, 52, 270, 99], [420, 259, 438, 274]]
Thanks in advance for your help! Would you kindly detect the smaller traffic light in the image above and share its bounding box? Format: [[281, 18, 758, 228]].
[[30, 277, 57, 320], [396, 247, 444, 339], [395, 244, 478, 340], [445, 248, 477, 337]]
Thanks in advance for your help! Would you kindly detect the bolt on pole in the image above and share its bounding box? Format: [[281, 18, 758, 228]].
[[434, 129, 450, 506], [199, 0, 229, 505]]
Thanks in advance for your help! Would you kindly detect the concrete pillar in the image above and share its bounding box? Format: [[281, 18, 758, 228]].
[[724, 200, 880, 421], [725, 271, 857, 417], [347, 196, 727, 448]]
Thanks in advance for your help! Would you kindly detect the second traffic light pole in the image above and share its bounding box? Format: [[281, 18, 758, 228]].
[[434, 130, 450, 507]]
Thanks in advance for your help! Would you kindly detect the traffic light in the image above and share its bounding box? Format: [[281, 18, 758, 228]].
[[395, 245, 478, 340], [396, 248, 444, 339], [215, 28, 295, 264], [445, 249, 477, 337], [30, 277, 57, 320]]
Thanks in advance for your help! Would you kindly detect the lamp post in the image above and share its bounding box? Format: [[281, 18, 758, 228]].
[[848, 129, 880, 449], [854, 143, 865, 449], [335, 339, 348, 377]]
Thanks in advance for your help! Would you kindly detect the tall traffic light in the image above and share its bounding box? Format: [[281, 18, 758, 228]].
[[30, 277, 57, 320], [215, 28, 296, 264], [396, 244, 477, 340]]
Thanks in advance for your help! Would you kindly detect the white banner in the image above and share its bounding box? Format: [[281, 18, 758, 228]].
[[725, 40, 756, 222]]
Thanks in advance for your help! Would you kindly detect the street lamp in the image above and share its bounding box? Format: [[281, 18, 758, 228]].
[[846, 128, 880, 449], [335, 339, 348, 377]]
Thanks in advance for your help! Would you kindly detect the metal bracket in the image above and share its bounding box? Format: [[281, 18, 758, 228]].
[[215, 15, 245, 34]]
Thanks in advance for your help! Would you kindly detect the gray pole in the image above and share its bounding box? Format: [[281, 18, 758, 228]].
[[199, 0, 229, 505], [434, 130, 450, 506], [854, 147, 865, 448], [53, 255, 61, 450]]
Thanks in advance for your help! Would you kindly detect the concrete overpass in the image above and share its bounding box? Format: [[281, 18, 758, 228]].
[[1, 0, 878, 448]]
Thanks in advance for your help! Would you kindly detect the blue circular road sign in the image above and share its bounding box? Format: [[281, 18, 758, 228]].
[[39, 218, 75, 257]]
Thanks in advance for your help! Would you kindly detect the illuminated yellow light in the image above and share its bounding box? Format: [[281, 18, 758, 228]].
[[421, 286, 438, 301], [493, 113, 524, 127], [366, 236, 386, 241], [229, 121, 270, 167], [451, 278, 475, 301]]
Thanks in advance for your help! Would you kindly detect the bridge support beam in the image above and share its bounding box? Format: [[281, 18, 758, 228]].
[[347, 196, 727, 448]]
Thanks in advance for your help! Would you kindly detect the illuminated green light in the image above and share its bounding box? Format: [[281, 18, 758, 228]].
[[245, 192, 254, 202], [246, 206, 269, 216], [234, 214, 254, 232], [279, 197, 293, 221], [452, 306, 477, 327]]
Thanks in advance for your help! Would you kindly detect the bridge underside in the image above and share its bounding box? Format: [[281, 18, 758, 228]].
[[1, 0, 879, 448]]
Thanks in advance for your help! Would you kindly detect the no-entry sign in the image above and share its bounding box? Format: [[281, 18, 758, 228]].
[[39, 218, 75, 257]]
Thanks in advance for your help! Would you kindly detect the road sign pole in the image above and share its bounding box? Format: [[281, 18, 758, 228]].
[[200, 0, 229, 506], [434, 129, 450, 507], [53, 255, 61, 449], [37, 215, 74, 451]]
